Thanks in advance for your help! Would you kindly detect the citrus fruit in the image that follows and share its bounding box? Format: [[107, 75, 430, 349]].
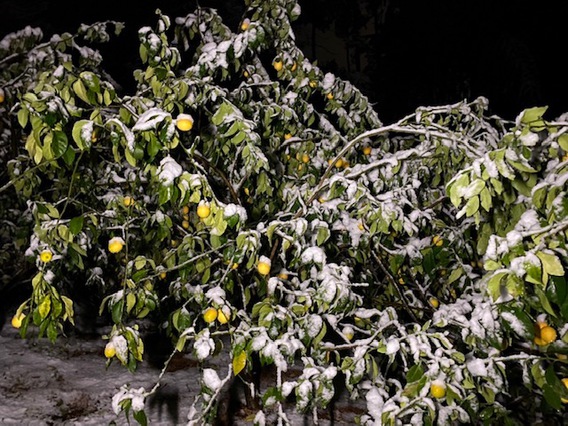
[[363, 146, 372, 155], [108, 237, 125, 253], [176, 113, 194, 131], [432, 235, 443, 246], [540, 326, 557, 344], [273, 59, 283, 71], [562, 378, 568, 403], [123, 196, 134, 207], [241, 18, 250, 31], [430, 381, 446, 398], [203, 307, 218, 323], [342, 325, 354, 341], [429, 297, 440, 309], [217, 308, 230, 324], [104, 343, 116, 358], [11, 313, 25, 329], [197, 202, 211, 219], [257, 256, 271, 276], [39, 249, 53, 263]]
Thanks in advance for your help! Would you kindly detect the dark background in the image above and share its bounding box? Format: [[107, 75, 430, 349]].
[[1, 0, 566, 124]]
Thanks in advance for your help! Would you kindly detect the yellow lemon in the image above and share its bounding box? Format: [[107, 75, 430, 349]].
[[123, 196, 134, 207], [363, 146, 372, 155], [284, 133, 293, 140], [277, 271, 289, 280], [398, 277, 405, 285], [217, 308, 230, 324], [0, 88, 5, 103], [540, 326, 557, 344], [39, 249, 53, 263], [302, 153, 310, 163], [430, 381, 446, 399], [334, 158, 344, 168], [326, 92, 334, 100], [203, 307, 218, 323], [429, 297, 440, 309], [108, 237, 125, 253], [182, 205, 190, 215], [257, 256, 271, 276], [104, 343, 116, 358], [171, 239, 179, 248], [273, 60, 283, 72], [182, 220, 190, 229], [290, 61, 297, 72], [176, 113, 194, 131], [243, 70, 250, 78], [231, 262, 239, 270], [342, 325, 355, 341], [358, 222, 364, 231], [562, 378, 568, 403], [534, 336, 547, 346], [432, 235, 443, 247], [241, 18, 250, 31], [159, 271, 167, 280], [11, 313, 25, 329], [197, 202, 211, 219], [309, 80, 317, 88]]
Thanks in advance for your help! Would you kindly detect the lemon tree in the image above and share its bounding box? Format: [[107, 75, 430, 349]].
[[1, 0, 568, 425]]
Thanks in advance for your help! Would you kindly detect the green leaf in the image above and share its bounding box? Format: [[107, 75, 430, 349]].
[[52, 131, 68, 159], [17, 108, 29, 128], [406, 364, 424, 383], [558, 134, 568, 152], [487, 271, 507, 301], [111, 299, 124, 324], [479, 187, 492, 212], [69, 216, 84, 235], [38, 295, 51, 319], [72, 79, 90, 104], [447, 267, 463, 284], [133, 408, 148, 426], [537, 251, 565, 279], [535, 285, 556, 317], [520, 106, 548, 124]]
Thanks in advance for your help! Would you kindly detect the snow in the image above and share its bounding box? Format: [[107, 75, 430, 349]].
[[0, 325, 363, 425], [132, 108, 170, 132], [301, 246, 326, 264], [202, 368, 221, 391], [157, 155, 183, 186], [466, 358, 488, 377], [223, 203, 248, 222]]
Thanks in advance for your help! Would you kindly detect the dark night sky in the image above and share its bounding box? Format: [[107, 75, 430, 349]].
[[1, 0, 566, 123]]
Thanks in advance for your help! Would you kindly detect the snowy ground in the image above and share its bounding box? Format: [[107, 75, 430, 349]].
[[0, 325, 365, 425]]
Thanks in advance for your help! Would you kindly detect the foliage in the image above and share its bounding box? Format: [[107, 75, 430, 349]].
[[1, 0, 568, 424]]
